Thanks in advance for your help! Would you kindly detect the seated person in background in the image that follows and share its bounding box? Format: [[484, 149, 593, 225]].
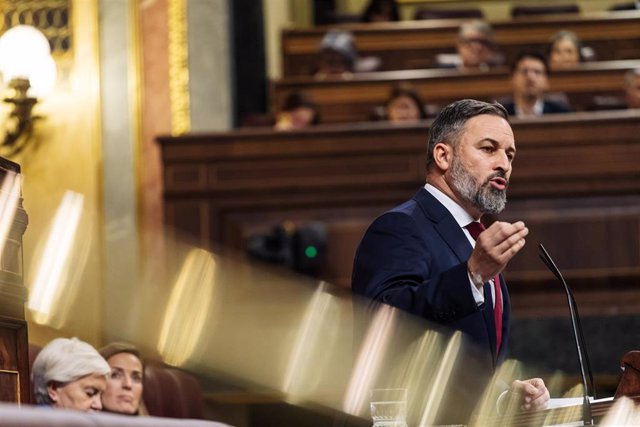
[[99, 342, 145, 415], [315, 30, 357, 78], [548, 30, 583, 70], [384, 84, 427, 122], [361, 0, 400, 22], [502, 51, 572, 117], [274, 91, 320, 131], [315, 30, 380, 77], [452, 20, 501, 70], [625, 68, 640, 109], [32, 337, 110, 412]]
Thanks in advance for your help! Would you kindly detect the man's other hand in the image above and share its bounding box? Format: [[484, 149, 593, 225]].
[[508, 378, 550, 412], [467, 221, 528, 286]]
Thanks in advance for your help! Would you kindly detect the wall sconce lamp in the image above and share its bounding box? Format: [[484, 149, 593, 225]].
[[0, 25, 56, 156]]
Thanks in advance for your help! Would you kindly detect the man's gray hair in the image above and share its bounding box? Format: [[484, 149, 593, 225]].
[[426, 99, 508, 170], [32, 337, 110, 405], [624, 68, 640, 87]]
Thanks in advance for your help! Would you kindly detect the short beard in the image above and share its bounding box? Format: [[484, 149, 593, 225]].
[[449, 155, 507, 215]]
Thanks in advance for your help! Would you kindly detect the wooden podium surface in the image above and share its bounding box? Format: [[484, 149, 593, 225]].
[[0, 157, 29, 404]]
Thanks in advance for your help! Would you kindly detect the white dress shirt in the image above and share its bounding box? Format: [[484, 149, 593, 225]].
[[424, 183, 496, 307]]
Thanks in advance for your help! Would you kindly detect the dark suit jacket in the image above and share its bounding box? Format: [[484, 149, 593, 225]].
[[502, 99, 571, 116], [352, 187, 510, 365]]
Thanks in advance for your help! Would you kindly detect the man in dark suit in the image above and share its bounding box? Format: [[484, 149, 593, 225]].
[[502, 51, 571, 117], [352, 99, 549, 419]]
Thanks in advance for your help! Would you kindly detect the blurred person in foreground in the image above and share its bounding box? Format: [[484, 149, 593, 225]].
[[548, 30, 583, 70], [361, 0, 400, 22], [625, 68, 640, 109], [32, 337, 110, 412], [274, 91, 319, 131], [352, 99, 549, 423], [384, 84, 427, 123], [502, 51, 571, 117], [99, 342, 145, 415], [455, 20, 501, 70]]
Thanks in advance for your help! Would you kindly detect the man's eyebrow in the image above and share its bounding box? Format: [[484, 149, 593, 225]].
[[480, 138, 517, 154]]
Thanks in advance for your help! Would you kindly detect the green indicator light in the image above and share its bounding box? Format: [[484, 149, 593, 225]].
[[305, 246, 318, 258]]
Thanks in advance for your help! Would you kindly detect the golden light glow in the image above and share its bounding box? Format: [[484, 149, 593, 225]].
[[342, 303, 397, 416], [472, 359, 521, 426], [27, 191, 84, 325], [0, 171, 21, 260], [157, 248, 215, 366], [390, 330, 443, 424], [601, 396, 640, 425], [282, 281, 338, 400], [418, 331, 462, 426], [542, 383, 584, 426]]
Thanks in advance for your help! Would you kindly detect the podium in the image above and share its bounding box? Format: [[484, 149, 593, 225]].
[[0, 157, 29, 403]]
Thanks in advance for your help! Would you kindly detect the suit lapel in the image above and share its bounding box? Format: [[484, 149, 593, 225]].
[[413, 188, 472, 263], [414, 187, 500, 363]]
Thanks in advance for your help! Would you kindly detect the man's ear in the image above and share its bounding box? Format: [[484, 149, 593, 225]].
[[47, 382, 60, 404], [433, 142, 453, 171]]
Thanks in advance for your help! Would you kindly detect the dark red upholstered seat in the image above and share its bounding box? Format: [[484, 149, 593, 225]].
[[143, 364, 205, 419]]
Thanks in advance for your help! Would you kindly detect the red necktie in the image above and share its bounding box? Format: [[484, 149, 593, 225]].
[[466, 222, 503, 353]]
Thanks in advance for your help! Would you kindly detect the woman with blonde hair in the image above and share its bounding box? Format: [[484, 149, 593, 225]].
[[99, 342, 146, 415]]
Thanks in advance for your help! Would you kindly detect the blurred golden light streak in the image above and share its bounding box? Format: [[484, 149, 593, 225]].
[[392, 330, 443, 420], [27, 191, 84, 324], [282, 281, 337, 398], [418, 331, 462, 427], [601, 396, 640, 426], [342, 304, 397, 416], [472, 359, 521, 426], [158, 248, 215, 367], [543, 383, 583, 426], [0, 171, 21, 260]]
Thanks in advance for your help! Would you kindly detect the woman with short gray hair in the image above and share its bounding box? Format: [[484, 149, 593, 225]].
[[32, 337, 110, 412]]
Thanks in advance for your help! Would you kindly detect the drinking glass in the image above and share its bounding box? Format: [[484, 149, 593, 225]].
[[369, 388, 408, 427]]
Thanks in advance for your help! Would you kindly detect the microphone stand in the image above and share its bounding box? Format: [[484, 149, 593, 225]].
[[539, 243, 595, 426]]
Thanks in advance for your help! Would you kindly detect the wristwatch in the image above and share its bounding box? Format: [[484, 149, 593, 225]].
[[469, 269, 485, 288]]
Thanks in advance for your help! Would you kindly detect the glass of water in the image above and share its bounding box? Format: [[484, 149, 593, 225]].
[[370, 388, 408, 427]]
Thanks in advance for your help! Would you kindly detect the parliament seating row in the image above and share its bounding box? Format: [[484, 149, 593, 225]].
[[272, 59, 640, 123], [281, 11, 640, 76], [157, 110, 640, 319]]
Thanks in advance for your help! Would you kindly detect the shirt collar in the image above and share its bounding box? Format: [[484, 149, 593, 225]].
[[515, 98, 544, 117]]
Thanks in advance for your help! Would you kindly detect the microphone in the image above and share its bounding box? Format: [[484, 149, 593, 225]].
[[538, 243, 595, 426]]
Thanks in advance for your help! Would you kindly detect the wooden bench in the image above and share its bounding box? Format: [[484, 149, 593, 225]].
[[282, 11, 640, 76], [272, 59, 640, 123], [158, 110, 640, 317]]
